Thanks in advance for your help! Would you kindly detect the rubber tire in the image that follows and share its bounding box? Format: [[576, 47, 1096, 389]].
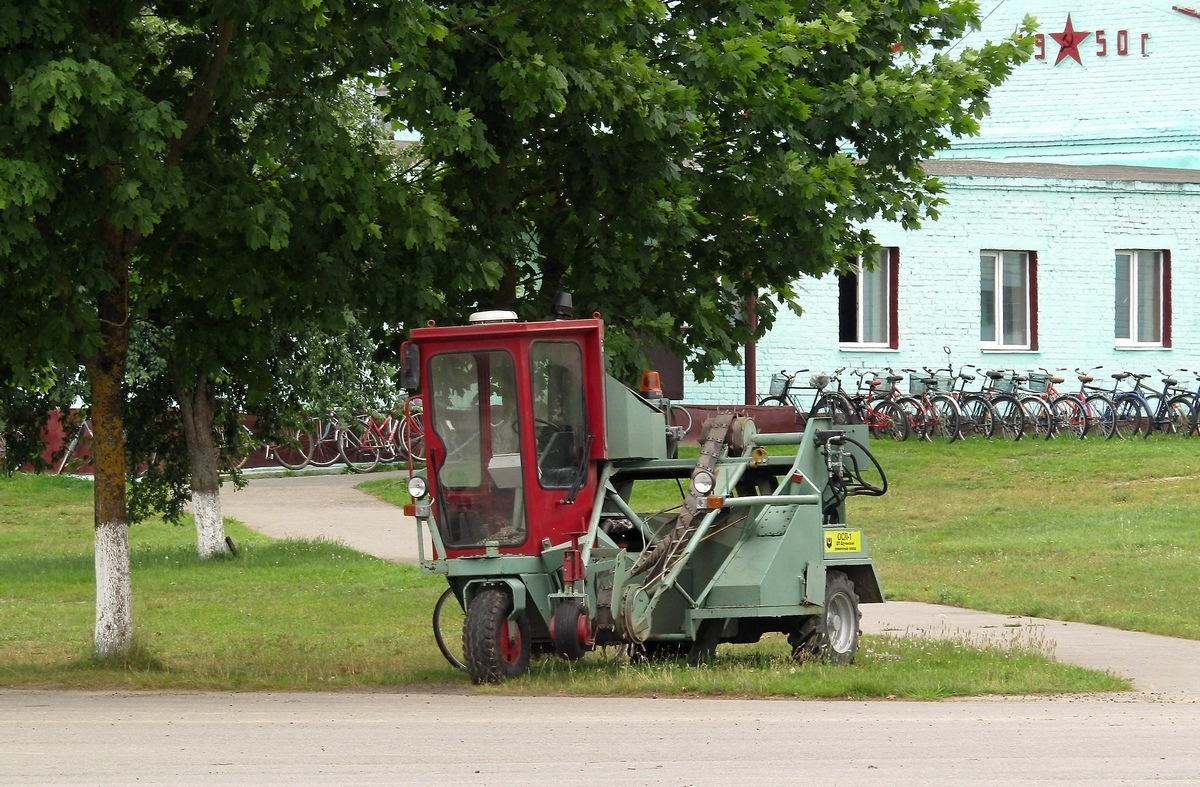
[[1112, 396, 1150, 440], [1018, 396, 1054, 440], [959, 395, 996, 439], [1167, 394, 1196, 437], [1084, 394, 1116, 439], [306, 420, 342, 467], [433, 587, 467, 672], [338, 425, 381, 472], [925, 394, 961, 443], [757, 395, 789, 407], [1050, 395, 1087, 439], [400, 415, 426, 462], [989, 394, 1025, 441], [870, 400, 909, 442], [789, 570, 860, 665], [896, 396, 926, 437], [273, 429, 311, 470], [811, 393, 853, 425], [463, 588, 531, 684], [550, 599, 591, 661]]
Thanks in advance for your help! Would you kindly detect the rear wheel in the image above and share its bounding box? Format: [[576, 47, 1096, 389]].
[[1084, 394, 1116, 439], [1168, 395, 1196, 437], [306, 419, 342, 467], [958, 395, 996, 439], [338, 423, 382, 472], [896, 396, 925, 437], [272, 429, 310, 470], [812, 393, 853, 425], [789, 571, 860, 664], [989, 394, 1025, 441], [1019, 396, 1054, 440], [869, 400, 908, 441], [400, 414, 426, 462], [1050, 395, 1087, 439], [1112, 396, 1150, 440], [757, 395, 789, 406], [463, 588, 530, 684]]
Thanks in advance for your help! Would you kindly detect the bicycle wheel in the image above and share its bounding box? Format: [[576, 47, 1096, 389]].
[[896, 396, 926, 437], [1084, 394, 1116, 439], [958, 395, 996, 439], [812, 393, 853, 425], [1168, 394, 1196, 437], [757, 395, 790, 406], [400, 412, 426, 462], [925, 394, 961, 443], [989, 394, 1025, 441], [864, 400, 906, 441], [1049, 395, 1087, 439], [338, 421, 382, 472], [305, 418, 342, 466], [1112, 395, 1150, 440], [273, 429, 311, 471], [1019, 396, 1053, 440]]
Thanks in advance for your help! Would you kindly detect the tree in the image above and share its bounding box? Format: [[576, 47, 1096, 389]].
[[0, 2, 439, 658], [386, 0, 1032, 380]]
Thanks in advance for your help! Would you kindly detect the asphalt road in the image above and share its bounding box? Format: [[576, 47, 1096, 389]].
[[5, 471, 1200, 784]]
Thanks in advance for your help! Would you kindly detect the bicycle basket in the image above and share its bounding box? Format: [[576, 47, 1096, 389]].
[[993, 375, 1016, 394], [809, 373, 830, 390], [768, 373, 790, 397], [1026, 372, 1050, 393], [908, 374, 930, 395]]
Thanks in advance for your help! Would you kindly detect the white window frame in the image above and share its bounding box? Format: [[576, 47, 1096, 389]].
[[838, 248, 893, 349], [1115, 250, 1165, 348], [980, 250, 1033, 351]]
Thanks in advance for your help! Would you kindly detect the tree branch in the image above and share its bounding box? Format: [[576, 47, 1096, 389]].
[[165, 16, 238, 170]]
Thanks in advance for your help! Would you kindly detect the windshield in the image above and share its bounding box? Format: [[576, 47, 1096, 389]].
[[427, 350, 526, 548]]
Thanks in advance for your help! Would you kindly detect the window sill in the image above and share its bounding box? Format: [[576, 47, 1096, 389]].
[[1115, 344, 1169, 350], [980, 347, 1038, 353], [838, 344, 898, 353]]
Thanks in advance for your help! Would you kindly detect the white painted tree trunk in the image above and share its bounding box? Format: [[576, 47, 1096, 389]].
[[94, 519, 133, 659], [192, 489, 227, 560]]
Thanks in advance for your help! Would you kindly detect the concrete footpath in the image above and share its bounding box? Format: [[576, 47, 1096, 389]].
[[221, 471, 1200, 700]]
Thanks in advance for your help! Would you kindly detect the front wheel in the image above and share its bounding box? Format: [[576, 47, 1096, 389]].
[[789, 570, 860, 664], [925, 394, 961, 443], [1019, 396, 1054, 440], [463, 588, 531, 684]]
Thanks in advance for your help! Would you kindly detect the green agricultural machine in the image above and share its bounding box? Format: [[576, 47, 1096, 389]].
[[401, 308, 887, 683]]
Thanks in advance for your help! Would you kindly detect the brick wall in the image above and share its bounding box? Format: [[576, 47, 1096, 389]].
[[687, 175, 1200, 403]]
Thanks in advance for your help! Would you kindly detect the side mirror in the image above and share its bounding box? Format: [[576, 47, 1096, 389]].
[[400, 341, 420, 390]]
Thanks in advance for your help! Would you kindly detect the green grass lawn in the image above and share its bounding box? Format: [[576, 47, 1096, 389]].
[[4, 436, 1175, 696], [856, 437, 1200, 639]]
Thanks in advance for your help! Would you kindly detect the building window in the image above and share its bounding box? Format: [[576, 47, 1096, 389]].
[[980, 250, 1037, 350], [838, 248, 898, 348], [1116, 250, 1171, 347]]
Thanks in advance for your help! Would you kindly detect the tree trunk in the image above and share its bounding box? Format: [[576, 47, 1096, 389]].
[[88, 231, 134, 660], [176, 373, 230, 560]]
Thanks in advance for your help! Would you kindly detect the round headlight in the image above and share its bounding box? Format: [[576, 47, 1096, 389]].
[[407, 475, 428, 499], [692, 470, 715, 495]]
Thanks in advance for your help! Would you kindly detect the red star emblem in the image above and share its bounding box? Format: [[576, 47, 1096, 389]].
[[1050, 14, 1091, 65]]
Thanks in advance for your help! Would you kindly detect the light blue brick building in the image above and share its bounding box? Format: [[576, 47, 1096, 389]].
[[686, 1, 1200, 403]]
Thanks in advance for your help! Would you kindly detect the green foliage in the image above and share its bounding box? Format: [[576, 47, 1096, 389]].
[[386, 0, 1033, 382]]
